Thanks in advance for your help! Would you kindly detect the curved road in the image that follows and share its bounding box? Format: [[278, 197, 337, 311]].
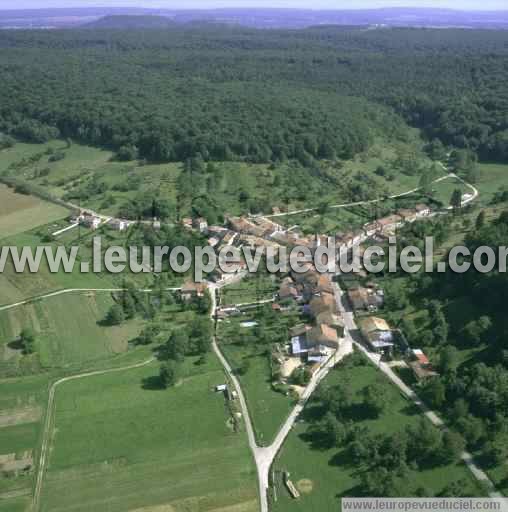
[[263, 168, 479, 220]]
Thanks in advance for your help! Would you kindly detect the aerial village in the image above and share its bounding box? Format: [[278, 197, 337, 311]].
[[64, 201, 439, 388]]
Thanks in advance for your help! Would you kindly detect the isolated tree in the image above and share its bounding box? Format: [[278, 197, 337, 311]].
[[441, 479, 469, 497], [166, 332, 188, 362], [407, 418, 442, 464], [475, 211, 486, 230], [105, 304, 125, 326], [450, 188, 463, 212], [465, 165, 480, 184], [323, 412, 347, 447], [455, 415, 485, 448], [19, 328, 36, 354], [423, 378, 447, 409], [122, 292, 137, 319], [363, 383, 388, 418], [159, 361, 178, 389], [419, 171, 433, 196], [137, 324, 160, 346]]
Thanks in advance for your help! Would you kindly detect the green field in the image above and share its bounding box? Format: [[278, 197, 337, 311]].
[[40, 356, 258, 512], [0, 230, 112, 306], [272, 357, 483, 512], [0, 292, 144, 373], [432, 177, 471, 207], [0, 184, 68, 240]]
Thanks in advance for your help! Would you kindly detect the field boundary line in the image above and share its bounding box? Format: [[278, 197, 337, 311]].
[[32, 356, 155, 512]]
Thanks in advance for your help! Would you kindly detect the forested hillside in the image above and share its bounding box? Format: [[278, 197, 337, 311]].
[[0, 26, 507, 164]]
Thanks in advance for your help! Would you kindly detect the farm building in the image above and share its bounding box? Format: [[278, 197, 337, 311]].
[[109, 218, 129, 231], [397, 209, 418, 223], [376, 214, 403, 233], [409, 349, 439, 381], [278, 277, 301, 302], [193, 217, 208, 233]]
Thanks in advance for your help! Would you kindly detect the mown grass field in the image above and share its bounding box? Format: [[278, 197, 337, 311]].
[[40, 356, 258, 512], [0, 184, 69, 240], [0, 292, 144, 372], [0, 373, 50, 512], [272, 358, 483, 512], [432, 177, 471, 207]]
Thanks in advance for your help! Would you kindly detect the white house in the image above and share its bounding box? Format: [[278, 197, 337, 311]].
[[415, 204, 431, 217], [193, 217, 208, 234], [109, 219, 129, 231]]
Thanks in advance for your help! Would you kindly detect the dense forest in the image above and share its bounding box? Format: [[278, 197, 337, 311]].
[[0, 26, 507, 164]]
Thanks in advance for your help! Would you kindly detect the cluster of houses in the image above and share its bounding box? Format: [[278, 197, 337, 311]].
[[277, 268, 345, 366], [183, 202, 432, 274], [70, 211, 102, 230], [69, 211, 161, 232]]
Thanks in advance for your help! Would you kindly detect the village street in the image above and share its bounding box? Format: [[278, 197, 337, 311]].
[[209, 279, 353, 512]]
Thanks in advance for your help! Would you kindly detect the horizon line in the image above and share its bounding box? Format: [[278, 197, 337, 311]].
[[1, 6, 508, 13]]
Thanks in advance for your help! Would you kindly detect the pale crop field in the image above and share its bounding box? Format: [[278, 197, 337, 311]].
[[0, 184, 68, 240]]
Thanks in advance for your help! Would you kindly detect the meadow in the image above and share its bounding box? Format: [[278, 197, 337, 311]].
[[1, 135, 439, 223], [272, 357, 483, 512], [0, 291, 145, 373], [476, 163, 508, 205], [0, 184, 68, 240], [40, 356, 258, 512]]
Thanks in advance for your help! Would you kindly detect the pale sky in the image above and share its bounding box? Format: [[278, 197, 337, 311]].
[[0, 1, 507, 11]]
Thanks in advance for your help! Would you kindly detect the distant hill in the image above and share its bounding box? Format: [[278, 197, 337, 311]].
[[84, 15, 175, 30], [0, 7, 507, 30]]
